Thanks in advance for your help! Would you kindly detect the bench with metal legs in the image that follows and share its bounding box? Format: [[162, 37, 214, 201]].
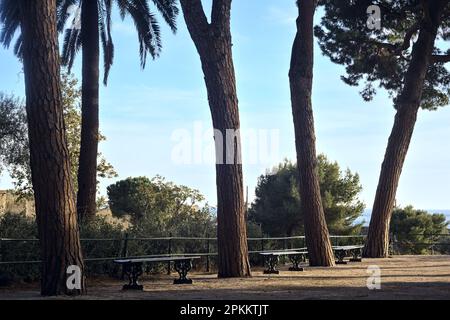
[[333, 246, 364, 265], [114, 256, 200, 290], [260, 250, 308, 274]]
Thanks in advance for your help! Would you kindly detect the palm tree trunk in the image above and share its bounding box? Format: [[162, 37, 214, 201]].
[[180, 0, 251, 278], [77, 0, 100, 221], [289, 0, 335, 266], [364, 1, 445, 258], [19, 0, 85, 296]]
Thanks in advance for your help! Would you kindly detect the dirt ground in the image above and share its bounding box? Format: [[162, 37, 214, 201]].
[[1, 255, 449, 300]]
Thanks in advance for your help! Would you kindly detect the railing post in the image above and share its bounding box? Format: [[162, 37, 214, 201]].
[[206, 237, 210, 272], [167, 234, 172, 275], [120, 233, 129, 280], [431, 233, 435, 256], [261, 238, 265, 266], [0, 238, 3, 262], [121, 233, 129, 258]]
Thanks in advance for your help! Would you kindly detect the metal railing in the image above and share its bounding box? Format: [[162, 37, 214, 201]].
[[0, 235, 366, 273]]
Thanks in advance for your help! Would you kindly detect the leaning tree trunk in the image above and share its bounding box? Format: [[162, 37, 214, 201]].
[[289, 0, 335, 266], [364, 2, 445, 258], [77, 0, 100, 221], [19, 0, 85, 296], [180, 0, 251, 278]]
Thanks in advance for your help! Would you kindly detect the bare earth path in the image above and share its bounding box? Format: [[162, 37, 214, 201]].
[[1, 255, 449, 300]]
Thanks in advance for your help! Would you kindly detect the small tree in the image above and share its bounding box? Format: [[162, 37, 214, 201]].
[[107, 176, 215, 236], [249, 156, 364, 237], [390, 206, 449, 254]]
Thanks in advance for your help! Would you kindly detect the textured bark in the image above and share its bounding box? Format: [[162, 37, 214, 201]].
[[19, 0, 85, 295], [77, 0, 100, 221], [364, 1, 445, 258], [289, 0, 335, 266], [180, 0, 251, 277]]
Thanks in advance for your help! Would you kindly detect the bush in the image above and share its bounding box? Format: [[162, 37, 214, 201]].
[[0, 213, 126, 284], [390, 206, 449, 255], [0, 212, 40, 284], [79, 216, 125, 277]]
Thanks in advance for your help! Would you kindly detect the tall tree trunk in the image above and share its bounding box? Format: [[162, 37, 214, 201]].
[[77, 0, 100, 221], [180, 0, 251, 278], [19, 0, 85, 296], [364, 2, 445, 258], [289, 0, 335, 266]]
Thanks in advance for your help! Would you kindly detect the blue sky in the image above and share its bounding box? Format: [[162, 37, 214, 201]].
[[0, 1, 449, 212]]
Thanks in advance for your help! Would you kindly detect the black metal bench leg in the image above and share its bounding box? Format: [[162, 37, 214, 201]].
[[288, 254, 304, 271], [122, 262, 144, 290], [335, 250, 348, 265], [174, 259, 193, 284], [349, 248, 362, 262], [264, 255, 280, 274]]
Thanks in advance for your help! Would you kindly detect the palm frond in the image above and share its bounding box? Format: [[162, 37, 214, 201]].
[[115, 0, 128, 19], [150, 0, 179, 33], [99, 0, 114, 84], [56, 0, 80, 32], [118, 0, 163, 68], [61, 27, 82, 72], [0, 0, 22, 58], [13, 33, 22, 57]]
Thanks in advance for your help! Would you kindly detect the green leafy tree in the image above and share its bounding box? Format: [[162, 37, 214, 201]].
[[390, 206, 449, 254], [0, 73, 117, 198], [107, 176, 215, 236], [249, 155, 365, 237], [0, 94, 27, 180], [315, 0, 450, 257]]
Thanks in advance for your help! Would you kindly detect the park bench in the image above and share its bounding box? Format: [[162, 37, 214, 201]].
[[114, 256, 200, 290], [333, 245, 364, 264], [260, 249, 308, 274]]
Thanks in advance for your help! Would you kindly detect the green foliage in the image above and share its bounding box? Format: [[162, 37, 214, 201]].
[[390, 206, 449, 254], [0, 93, 27, 180], [0, 213, 126, 283], [248, 155, 365, 237], [107, 176, 216, 237], [79, 216, 125, 277], [315, 0, 450, 110], [0, 73, 117, 198], [0, 212, 40, 284]]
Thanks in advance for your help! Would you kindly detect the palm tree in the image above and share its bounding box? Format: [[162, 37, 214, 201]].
[[1, 0, 179, 221], [59, 0, 179, 221]]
